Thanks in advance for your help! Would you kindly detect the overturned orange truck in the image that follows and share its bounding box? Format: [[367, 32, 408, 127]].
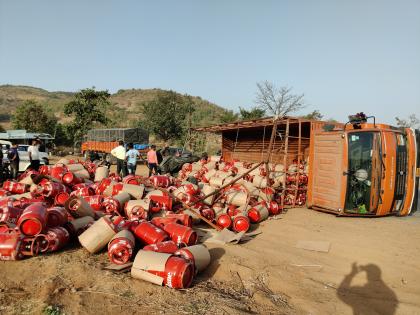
[[307, 114, 419, 216]]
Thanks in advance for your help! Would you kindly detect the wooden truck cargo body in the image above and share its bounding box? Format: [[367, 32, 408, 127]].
[[307, 122, 419, 216]]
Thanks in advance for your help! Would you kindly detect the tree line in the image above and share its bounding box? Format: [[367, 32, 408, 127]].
[[4, 83, 419, 148]]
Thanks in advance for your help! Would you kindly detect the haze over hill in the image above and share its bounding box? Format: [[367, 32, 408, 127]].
[[0, 85, 231, 129]]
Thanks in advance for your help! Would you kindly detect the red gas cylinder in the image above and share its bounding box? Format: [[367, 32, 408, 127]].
[[107, 230, 136, 265], [50, 165, 67, 180], [47, 207, 69, 227], [13, 197, 45, 209], [0, 198, 13, 208], [216, 214, 232, 229], [150, 216, 180, 229], [0, 206, 23, 225], [183, 183, 199, 195], [233, 214, 250, 233], [96, 178, 113, 195], [181, 163, 192, 173], [0, 229, 47, 260], [268, 200, 281, 215], [64, 216, 94, 238], [143, 240, 178, 254], [247, 205, 269, 223], [62, 172, 83, 186], [131, 221, 169, 245], [165, 213, 192, 227], [3, 180, 28, 194], [175, 245, 211, 274], [149, 195, 173, 213], [83, 195, 104, 212], [41, 181, 69, 198], [71, 186, 94, 197], [122, 175, 140, 185], [149, 256, 194, 289], [161, 223, 197, 246], [150, 175, 171, 188], [200, 208, 215, 221], [226, 204, 238, 217], [0, 189, 10, 197], [17, 203, 48, 236], [38, 165, 50, 175], [43, 227, 70, 252], [54, 192, 70, 206]]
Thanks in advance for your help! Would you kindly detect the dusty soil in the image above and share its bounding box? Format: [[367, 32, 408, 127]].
[[1, 161, 419, 315]]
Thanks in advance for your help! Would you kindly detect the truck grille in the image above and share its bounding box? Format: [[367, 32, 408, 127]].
[[395, 146, 407, 200]]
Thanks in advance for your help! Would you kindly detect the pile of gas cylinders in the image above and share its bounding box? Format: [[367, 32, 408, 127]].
[[0, 156, 302, 289]]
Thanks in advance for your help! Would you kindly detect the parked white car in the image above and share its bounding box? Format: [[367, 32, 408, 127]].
[[1, 143, 49, 172]]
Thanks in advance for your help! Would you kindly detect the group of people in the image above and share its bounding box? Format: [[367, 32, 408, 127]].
[[110, 141, 159, 177], [0, 138, 41, 180]]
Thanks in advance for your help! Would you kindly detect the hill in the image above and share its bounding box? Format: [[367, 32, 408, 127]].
[[0, 85, 230, 129]]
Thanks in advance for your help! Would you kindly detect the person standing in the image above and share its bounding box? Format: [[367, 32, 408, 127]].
[[147, 145, 158, 177], [28, 139, 41, 171], [125, 143, 140, 175], [8, 142, 20, 179], [111, 140, 127, 177]]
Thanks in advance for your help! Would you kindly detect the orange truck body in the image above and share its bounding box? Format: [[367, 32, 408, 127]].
[[307, 123, 419, 216], [81, 141, 119, 154]]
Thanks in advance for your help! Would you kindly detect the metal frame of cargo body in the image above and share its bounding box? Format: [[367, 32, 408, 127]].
[[193, 116, 337, 208]]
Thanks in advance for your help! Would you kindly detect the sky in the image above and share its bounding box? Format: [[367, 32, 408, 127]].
[[0, 0, 419, 124]]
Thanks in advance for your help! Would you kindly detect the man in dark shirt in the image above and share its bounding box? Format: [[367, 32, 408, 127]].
[[8, 143, 20, 179]]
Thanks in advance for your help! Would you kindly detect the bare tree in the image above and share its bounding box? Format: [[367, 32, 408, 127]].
[[395, 114, 419, 128], [255, 81, 305, 117]]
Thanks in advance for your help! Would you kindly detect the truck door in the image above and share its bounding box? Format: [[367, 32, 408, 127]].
[[308, 131, 347, 213]]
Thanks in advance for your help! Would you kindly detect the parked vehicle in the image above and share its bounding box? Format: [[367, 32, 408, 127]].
[[1, 142, 49, 172], [307, 113, 419, 216], [81, 128, 149, 163]]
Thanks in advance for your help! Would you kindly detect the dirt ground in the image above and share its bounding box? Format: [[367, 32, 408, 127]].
[[1, 163, 419, 315]]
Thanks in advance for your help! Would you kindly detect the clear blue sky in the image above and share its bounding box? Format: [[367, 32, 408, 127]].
[[1, 0, 419, 124]]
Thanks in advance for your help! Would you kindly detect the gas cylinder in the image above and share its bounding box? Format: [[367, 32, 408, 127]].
[[268, 200, 281, 215], [122, 174, 141, 185], [54, 191, 70, 206], [175, 244, 211, 274], [232, 213, 250, 233], [149, 195, 173, 213], [64, 216, 94, 238], [0, 189, 10, 197], [131, 221, 169, 245], [44, 227, 70, 252], [143, 240, 178, 254], [164, 213, 192, 227], [0, 206, 23, 225], [47, 207, 69, 227], [50, 165, 68, 180], [247, 204, 269, 223], [62, 172, 84, 186], [216, 214, 232, 229], [3, 180, 28, 194], [0, 229, 47, 260], [65, 196, 95, 218], [150, 175, 171, 188], [131, 250, 194, 289], [83, 195, 105, 212], [94, 166, 109, 182], [78, 216, 117, 254], [40, 181, 69, 198], [17, 203, 48, 236], [161, 223, 197, 246], [200, 208, 215, 221], [125, 200, 149, 220], [107, 230, 136, 265]]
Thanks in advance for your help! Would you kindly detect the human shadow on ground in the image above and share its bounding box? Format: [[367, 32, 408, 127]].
[[337, 262, 398, 315]]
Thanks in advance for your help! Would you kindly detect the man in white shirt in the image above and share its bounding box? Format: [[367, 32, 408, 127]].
[[111, 140, 127, 177], [28, 138, 41, 171]]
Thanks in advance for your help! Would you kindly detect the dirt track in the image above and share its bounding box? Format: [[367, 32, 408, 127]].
[[1, 202, 420, 315]]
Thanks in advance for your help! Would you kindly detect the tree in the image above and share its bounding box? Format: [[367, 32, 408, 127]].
[[255, 81, 305, 117], [239, 107, 266, 120], [12, 100, 57, 133], [220, 110, 239, 123], [395, 114, 419, 128], [64, 88, 110, 144], [302, 110, 323, 120], [140, 90, 190, 142]]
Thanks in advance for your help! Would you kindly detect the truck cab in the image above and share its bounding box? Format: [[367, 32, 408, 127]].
[[308, 116, 419, 216]]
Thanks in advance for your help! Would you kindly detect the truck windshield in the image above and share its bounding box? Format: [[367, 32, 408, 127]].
[[345, 132, 380, 214]]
